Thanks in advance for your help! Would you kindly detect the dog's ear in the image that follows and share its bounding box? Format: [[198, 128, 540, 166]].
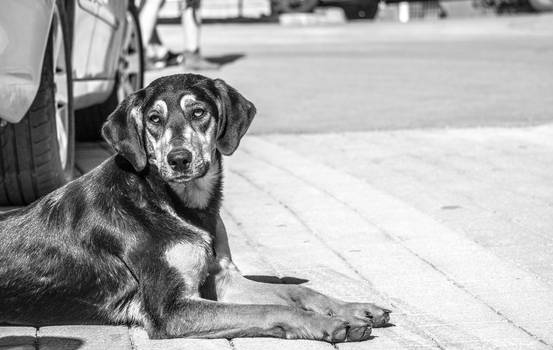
[[214, 79, 256, 156], [101, 90, 147, 171]]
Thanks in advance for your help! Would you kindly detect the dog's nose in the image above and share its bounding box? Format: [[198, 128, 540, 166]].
[[167, 149, 192, 172]]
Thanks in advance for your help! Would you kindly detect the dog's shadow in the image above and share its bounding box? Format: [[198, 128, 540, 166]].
[[244, 275, 395, 330], [0, 336, 83, 350], [244, 275, 309, 284]]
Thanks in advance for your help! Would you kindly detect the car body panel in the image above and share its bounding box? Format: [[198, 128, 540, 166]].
[[0, 0, 55, 123], [73, 0, 126, 109], [72, 0, 98, 81], [73, 79, 115, 109], [1, 0, 132, 122]]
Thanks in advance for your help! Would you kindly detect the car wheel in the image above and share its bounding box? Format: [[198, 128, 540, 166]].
[[343, 0, 379, 19], [75, 3, 144, 142], [274, 0, 320, 13], [0, 0, 74, 206]]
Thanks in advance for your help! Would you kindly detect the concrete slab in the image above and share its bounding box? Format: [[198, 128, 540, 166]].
[[74, 142, 112, 174], [130, 327, 232, 350], [37, 326, 131, 350], [0, 327, 36, 350], [233, 338, 334, 350]]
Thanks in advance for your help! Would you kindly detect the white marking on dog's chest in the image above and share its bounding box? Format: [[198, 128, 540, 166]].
[[161, 204, 213, 297], [166, 241, 210, 298]]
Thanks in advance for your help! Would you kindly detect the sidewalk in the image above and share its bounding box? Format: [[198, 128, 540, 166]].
[[2, 124, 553, 349]]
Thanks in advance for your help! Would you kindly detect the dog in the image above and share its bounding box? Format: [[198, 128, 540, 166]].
[[0, 74, 390, 342]]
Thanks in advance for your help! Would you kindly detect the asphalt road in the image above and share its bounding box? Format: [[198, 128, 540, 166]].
[[150, 14, 553, 134]]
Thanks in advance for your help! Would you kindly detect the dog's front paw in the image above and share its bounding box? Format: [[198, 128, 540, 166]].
[[343, 317, 373, 342], [337, 303, 391, 327], [316, 315, 372, 343], [285, 312, 372, 343]]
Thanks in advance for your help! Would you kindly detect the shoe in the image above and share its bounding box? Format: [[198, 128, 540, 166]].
[[145, 45, 168, 70], [145, 56, 166, 70], [182, 51, 220, 71], [165, 50, 184, 66]]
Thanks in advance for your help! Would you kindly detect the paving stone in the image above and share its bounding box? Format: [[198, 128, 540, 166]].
[[38, 326, 131, 350], [0, 327, 36, 350], [130, 327, 232, 350], [75, 142, 112, 174], [232, 338, 333, 350]]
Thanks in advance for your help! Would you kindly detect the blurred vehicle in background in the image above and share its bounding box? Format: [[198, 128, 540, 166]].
[[0, 0, 144, 205], [273, 0, 380, 18], [160, 0, 551, 21], [158, 0, 379, 19], [475, 0, 553, 13], [527, 0, 553, 10]]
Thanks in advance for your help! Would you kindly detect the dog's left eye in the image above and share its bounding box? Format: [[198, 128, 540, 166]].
[[149, 114, 161, 124], [192, 108, 205, 118]]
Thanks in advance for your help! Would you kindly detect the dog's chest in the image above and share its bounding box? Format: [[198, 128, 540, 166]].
[[161, 204, 213, 297], [165, 241, 211, 298]]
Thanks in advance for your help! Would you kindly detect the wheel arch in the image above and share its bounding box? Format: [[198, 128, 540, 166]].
[[0, 0, 56, 124]]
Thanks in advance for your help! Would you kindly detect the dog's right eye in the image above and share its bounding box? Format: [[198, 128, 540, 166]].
[[149, 114, 161, 124]]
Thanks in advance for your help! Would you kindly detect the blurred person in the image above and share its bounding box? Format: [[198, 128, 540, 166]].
[[179, 0, 219, 70], [140, 0, 177, 68], [139, 0, 219, 70]]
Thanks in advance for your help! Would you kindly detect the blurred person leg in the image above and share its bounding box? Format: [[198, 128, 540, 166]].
[[152, 28, 183, 66], [181, 0, 219, 70], [140, 0, 164, 46], [140, 0, 182, 68], [140, 0, 166, 67]]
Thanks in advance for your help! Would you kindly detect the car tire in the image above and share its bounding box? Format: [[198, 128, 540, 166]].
[[0, 0, 74, 206], [343, 0, 379, 19], [273, 0, 320, 13], [75, 3, 144, 142]]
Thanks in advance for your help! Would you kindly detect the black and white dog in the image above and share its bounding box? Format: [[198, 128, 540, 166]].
[[0, 74, 390, 342]]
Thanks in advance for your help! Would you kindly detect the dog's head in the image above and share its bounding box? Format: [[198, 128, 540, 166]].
[[102, 74, 256, 182]]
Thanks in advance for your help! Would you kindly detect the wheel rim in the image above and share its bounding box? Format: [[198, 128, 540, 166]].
[[53, 6, 69, 171], [118, 10, 142, 102]]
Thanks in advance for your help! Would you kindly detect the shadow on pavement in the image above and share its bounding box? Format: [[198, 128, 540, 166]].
[[38, 336, 84, 349], [0, 336, 84, 350], [206, 53, 246, 66], [244, 275, 309, 284]]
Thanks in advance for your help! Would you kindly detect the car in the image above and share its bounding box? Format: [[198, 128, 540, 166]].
[[527, 0, 553, 10], [0, 0, 144, 205], [274, 0, 379, 19], [157, 0, 379, 20]]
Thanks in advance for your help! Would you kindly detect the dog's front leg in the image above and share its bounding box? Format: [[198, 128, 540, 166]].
[[138, 257, 370, 342], [211, 215, 391, 327], [145, 299, 371, 342]]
